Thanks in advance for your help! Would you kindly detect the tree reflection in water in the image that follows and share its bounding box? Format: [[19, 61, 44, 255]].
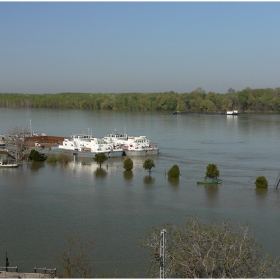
[[94, 167, 107, 178], [168, 177, 179, 187], [144, 175, 155, 185], [123, 170, 133, 181]]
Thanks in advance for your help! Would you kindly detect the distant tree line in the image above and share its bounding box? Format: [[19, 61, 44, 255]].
[[1, 87, 280, 112]]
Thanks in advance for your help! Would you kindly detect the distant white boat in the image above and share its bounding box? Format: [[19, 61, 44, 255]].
[[226, 110, 238, 115], [103, 130, 159, 156]]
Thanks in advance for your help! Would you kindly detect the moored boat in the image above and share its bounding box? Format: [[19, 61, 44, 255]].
[[103, 130, 159, 156], [0, 159, 19, 168], [57, 132, 124, 158]]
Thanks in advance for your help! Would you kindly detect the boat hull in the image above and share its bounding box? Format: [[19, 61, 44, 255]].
[[124, 148, 159, 156], [40, 147, 124, 158], [0, 163, 19, 168]]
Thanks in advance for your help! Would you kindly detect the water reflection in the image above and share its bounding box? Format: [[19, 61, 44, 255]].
[[143, 175, 155, 184], [204, 184, 219, 198], [167, 177, 179, 187], [123, 170, 133, 180], [94, 167, 107, 178], [28, 162, 45, 172], [203, 185, 219, 207], [255, 188, 268, 197]]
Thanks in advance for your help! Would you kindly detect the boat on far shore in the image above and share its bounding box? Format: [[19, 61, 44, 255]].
[[226, 110, 238, 115], [197, 178, 222, 184]]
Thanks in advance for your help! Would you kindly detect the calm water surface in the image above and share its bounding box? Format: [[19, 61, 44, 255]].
[[0, 108, 279, 277]]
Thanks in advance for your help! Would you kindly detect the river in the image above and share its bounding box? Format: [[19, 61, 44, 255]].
[[0, 108, 279, 277]]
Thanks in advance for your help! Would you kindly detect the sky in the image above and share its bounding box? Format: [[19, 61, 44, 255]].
[[1, 2, 280, 94]]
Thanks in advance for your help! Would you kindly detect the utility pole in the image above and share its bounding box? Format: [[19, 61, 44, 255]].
[[160, 229, 166, 278]]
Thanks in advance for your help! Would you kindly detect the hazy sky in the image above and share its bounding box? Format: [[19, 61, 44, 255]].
[[1, 2, 280, 94]]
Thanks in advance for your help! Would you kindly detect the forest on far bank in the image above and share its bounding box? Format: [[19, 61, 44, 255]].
[[1, 87, 280, 113]]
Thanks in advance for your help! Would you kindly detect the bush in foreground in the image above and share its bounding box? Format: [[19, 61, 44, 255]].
[[141, 216, 280, 278]]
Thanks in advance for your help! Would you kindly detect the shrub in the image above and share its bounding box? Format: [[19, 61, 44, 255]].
[[142, 216, 280, 278], [206, 163, 220, 179], [143, 159, 155, 173], [58, 154, 71, 164], [123, 157, 133, 171], [28, 149, 46, 162], [167, 165, 180, 178], [255, 176, 268, 188], [93, 153, 108, 168], [46, 155, 58, 163]]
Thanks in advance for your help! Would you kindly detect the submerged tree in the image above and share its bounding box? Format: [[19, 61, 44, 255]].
[[167, 164, 180, 178], [143, 159, 155, 174], [93, 153, 108, 168], [28, 149, 46, 162], [141, 216, 280, 278], [255, 176, 268, 188], [205, 163, 220, 179], [123, 157, 134, 171]]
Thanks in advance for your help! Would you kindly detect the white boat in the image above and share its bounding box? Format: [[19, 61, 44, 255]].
[[0, 159, 19, 168], [103, 130, 159, 156], [57, 133, 124, 158], [226, 110, 238, 115]]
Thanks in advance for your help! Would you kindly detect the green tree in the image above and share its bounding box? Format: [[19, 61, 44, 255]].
[[167, 165, 180, 178], [141, 216, 280, 278], [28, 149, 46, 162], [93, 153, 108, 168], [123, 157, 134, 171], [205, 163, 220, 179], [255, 176, 268, 188], [143, 159, 155, 174]]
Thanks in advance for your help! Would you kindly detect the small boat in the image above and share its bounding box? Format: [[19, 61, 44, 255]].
[[197, 178, 222, 184], [0, 159, 19, 168]]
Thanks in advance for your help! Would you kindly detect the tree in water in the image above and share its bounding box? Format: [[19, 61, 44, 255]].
[[141, 216, 280, 278], [93, 153, 108, 168], [167, 165, 180, 179], [205, 163, 220, 179], [28, 149, 46, 162], [123, 157, 133, 171], [143, 159, 155, 174], [255, 176, 268, 188]]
